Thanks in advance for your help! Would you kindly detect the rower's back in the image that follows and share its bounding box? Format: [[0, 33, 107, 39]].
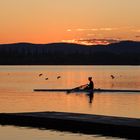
[[88, 77, 94, 90]]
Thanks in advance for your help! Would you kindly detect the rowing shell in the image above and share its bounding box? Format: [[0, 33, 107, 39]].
[[34, 89, 140, 93]]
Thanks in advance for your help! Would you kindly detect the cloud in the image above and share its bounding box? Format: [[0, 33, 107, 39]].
[[99, 28, 117, 31], [62, 38, 119, 45], [76, 28, 97, 31], [77, 38, 119, 45], [87, 34, 96, 36], [76, 28, 117, 32], [62, 39, 75, 43], [74, 26, 140, 33], [67, 29, 72, 32]]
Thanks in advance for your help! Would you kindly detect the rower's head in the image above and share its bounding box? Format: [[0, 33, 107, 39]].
[[88, 77, 92, 81]]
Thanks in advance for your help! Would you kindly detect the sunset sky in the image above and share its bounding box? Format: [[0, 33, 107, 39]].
[[0, 0, 140, 45]]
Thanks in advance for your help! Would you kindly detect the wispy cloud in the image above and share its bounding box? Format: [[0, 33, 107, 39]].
[[67, 29, 72, 32], [87, 34, 96, 36], [76, 28, 98, 31], [76, 38, 119, 45], [67, 27, 139, 33], [62, 39, 76, 43], [76, 28, 117, 32], [62, 38, 119, 45], [100, 28, 117, 31]]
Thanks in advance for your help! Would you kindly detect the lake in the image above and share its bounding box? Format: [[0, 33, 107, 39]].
[[0, 65, 140, 140]]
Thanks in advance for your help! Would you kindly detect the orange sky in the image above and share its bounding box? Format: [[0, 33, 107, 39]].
[[0, 0, 140, 45]]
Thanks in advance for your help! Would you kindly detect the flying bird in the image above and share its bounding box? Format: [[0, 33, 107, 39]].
[[57, 76, 61, 79], [45, 78, 48, 80], [39, 74, 43, 77], [110, 75, 115, 79]]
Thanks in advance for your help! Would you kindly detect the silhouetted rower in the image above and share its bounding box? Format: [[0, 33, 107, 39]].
[[85, 77, 94, 90]]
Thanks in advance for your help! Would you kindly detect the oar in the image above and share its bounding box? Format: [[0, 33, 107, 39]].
[[71, 84, 88, 90]]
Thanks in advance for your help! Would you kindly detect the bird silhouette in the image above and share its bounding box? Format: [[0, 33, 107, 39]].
[[57, 76, 61, 79], [45, 78, 48, 80], [39, 74, 43, 77], [110, 75, 115, 79]]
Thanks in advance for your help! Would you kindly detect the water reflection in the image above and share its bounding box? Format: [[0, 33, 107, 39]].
[[0, 66, 140, 119], [86, 91, 94, 104], [68, 91, 94, 104]]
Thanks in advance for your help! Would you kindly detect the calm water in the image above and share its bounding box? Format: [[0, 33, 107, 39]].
[[0, 65, 140, 140]]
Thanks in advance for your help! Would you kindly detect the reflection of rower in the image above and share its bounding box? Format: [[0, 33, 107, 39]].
[[87, 91, 94, 104]]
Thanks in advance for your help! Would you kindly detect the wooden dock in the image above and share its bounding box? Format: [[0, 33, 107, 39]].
[[0, 112, 140, 139]]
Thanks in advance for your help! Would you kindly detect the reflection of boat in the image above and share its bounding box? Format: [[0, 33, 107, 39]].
[[34, 88, 140, 93]]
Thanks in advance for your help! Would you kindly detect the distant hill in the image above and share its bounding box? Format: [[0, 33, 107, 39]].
[[0, 41, 140, 65]]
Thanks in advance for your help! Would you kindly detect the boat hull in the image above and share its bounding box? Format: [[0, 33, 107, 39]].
[[34, 89, 140, 93]]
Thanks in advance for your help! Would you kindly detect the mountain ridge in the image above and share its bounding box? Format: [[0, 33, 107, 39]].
[[0, 40, 140, 65]]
